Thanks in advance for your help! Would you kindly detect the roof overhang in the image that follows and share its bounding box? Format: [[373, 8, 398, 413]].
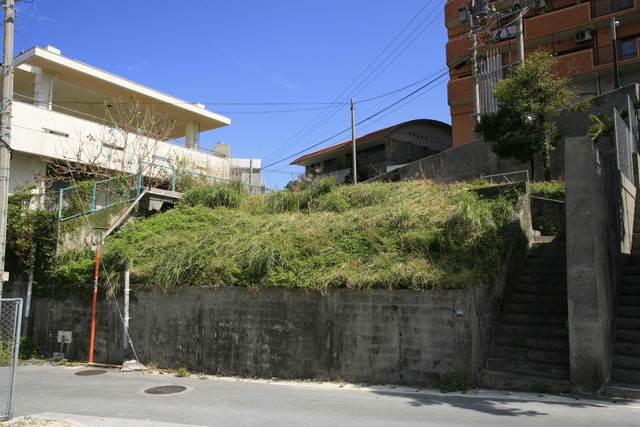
[[14, 46, 231, 133]]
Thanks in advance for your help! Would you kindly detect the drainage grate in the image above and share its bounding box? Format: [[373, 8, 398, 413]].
[[75, 369, 107, 376], [144, 385, 187, 395]]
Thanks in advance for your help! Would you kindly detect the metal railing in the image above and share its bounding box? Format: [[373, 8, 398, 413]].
[[58, 162, 267, 221], [480, 169, 530, 184], [591, 0, 634, 18], [58, 173, 140, 222]]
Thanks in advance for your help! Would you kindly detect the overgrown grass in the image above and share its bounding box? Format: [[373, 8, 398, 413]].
[[88, 179, 517, 295], [529, 180, 565, 198]]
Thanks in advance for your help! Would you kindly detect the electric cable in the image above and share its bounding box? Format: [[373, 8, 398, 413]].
[[262, 1, 445, 164], [262, 69, 447, 169]]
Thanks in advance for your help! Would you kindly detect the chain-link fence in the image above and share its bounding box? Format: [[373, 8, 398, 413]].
[[0, 298, 22, 421]]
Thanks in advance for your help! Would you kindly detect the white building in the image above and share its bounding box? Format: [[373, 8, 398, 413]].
[[6, 45, 262, 198]]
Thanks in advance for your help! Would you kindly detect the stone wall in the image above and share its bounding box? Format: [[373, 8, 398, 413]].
[[23, 286, 497, 387]]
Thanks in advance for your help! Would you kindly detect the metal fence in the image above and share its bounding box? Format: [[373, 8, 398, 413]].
[[480, 169, 530, 184], [591, 0, 634, 18], [58, 173, 140, 221], [0, 299, 23, 421]]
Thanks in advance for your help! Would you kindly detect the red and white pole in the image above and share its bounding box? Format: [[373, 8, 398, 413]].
[[88, 244, 101, 364]]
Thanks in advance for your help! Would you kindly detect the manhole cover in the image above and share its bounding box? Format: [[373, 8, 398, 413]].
[[144, 385, 187, 395], [75, 369, 107, 376]]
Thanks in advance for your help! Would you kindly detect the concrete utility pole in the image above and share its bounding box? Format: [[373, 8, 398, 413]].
[[611, 17, 620, 89], [0, 0, 16, 299], [350, 98, 357, 184], [470, 0, 480, 128]]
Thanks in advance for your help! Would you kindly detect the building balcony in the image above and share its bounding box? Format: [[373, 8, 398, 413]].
[[526, 3, 591, 41], [591, 0, 635, 19], [445, 0, 467, 28], [11, 101, 230, 176], [448, 77, 472, 106]]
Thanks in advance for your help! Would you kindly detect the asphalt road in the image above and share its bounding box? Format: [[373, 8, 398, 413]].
[[6, 364, 640, 426]]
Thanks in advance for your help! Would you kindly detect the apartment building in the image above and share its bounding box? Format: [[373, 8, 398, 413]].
[[446, 0, 640, 147], [5, 45, 262, 196]]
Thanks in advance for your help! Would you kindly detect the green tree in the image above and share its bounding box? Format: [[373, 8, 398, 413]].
[[475, 50, 586, 180], [6, 186, 57, 293]]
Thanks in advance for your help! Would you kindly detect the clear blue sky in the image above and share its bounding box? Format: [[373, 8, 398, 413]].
[[15, 0, 449, 189]]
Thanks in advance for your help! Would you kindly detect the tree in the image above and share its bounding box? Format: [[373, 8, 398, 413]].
[[43, 96, 176, 186], [475, 50, 586, 181]]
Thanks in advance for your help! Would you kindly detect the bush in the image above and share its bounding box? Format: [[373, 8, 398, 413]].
[[181, 180, 247, 209]]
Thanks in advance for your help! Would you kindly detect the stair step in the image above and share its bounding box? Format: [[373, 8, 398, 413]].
[[510, 293, 568, 304], [612, 367, 640, 384], [513, 283, 567, 294], [478, 370, 571, 393], [498, 324, 568, 339], [506, 303, 567, 315], [487, 358, 569, 379], [619, 306, 640, 318], [605, 382, 640, 399], [614, 341, 640, 356], [621, 295, 640, 306], [495, 335, 569, 352], [493, 346, 569, 365], [613, 354, 640, 370], [624, 275, 640, 286], [522, 263, 567, 276], [518, 273, 566, 285], [617, 317, 640, 330], [503, 313, 567, 327], [617, 329, 640, 342], [622, 285, 640, 295], [623, 265, 640, 275], [524, 251, 567, 267]]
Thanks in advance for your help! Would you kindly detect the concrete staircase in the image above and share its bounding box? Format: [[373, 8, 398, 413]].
[[607, 190, 640, 398], [479, 236, 571, 392]]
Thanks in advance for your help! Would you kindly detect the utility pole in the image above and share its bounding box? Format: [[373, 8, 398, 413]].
[[516, 7, 525, 64], [0, 0, 16, 299], [611, 17, 620, 90], [350, 98, 357, 184], [469, 0, 481, 129]]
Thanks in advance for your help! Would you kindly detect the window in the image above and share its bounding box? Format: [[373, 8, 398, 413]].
[[621, 38, 638, 60], [405, 142, 412, 158]]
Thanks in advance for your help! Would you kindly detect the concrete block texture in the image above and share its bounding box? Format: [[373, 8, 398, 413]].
[[27, 286, 495, 387]]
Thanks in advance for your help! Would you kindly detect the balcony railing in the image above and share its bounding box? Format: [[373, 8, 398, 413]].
[[594, 39, 638, 65], [591, 0, 634, 18]]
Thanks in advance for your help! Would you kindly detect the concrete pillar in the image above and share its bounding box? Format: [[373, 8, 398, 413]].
[[565, 136, 626, 392], [185, 121, 200, 149], [34, 69, 56, 109]]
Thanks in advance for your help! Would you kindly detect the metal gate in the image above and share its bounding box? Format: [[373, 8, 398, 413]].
[[0, 298, 22, 421]]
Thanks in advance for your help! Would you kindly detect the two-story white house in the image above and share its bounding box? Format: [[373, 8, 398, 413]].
[[5, 45, 262, 201]]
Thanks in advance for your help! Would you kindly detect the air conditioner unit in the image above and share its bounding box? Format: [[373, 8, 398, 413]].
[[575, 29, 593, 43], [532, 0, 546, 8]]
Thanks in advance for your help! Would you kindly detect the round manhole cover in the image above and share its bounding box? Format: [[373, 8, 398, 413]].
[[144, 385, 187, 395], [75, 369, 107, 376]]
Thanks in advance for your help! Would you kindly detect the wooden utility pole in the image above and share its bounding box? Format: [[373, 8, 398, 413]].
[[0, 0, 16, 299]]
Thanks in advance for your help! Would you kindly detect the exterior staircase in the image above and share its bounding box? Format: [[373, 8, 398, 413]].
[[479, 235, 571, 393], [607, 186, 640, 398]]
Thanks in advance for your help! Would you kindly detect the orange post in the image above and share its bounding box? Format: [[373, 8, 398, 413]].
[[88, 244, 101, 364]]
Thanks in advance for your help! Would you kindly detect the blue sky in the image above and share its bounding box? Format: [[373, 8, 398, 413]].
[[15, 0, 449, 189]]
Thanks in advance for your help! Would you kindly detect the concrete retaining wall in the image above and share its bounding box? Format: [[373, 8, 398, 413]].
[[24, 286, 496, 386], [565, 136, 636, 392]]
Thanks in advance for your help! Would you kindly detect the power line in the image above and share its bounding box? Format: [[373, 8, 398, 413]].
[[262, 70, 448, 170], [262, 1, 444, 164]]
